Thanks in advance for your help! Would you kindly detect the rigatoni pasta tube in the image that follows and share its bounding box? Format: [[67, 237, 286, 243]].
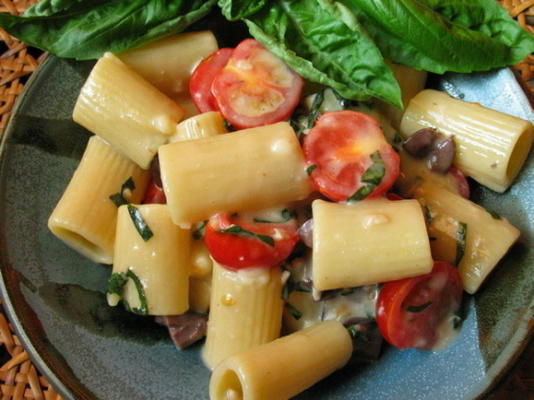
[[170, 111, 228, 143], [48, 136, 149, 264], [400, 89, 534, 192], [312, 199, 432, 291], [189, 240, 213, 314], [203, 262, 283, 370], [209, 320, 352, 400], [73, 52, 184, 169], [118, 31, 218, 106], [413, 182, 520, 294], [159, 122, 311, 227], [110, 204, 190, 315]]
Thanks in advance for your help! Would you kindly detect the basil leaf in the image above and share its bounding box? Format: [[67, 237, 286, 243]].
[[109, 176, 135, 207], [347, 185, 374, 202], [455, 221, 468, 266], [253, 209, 296, 224], [307, 90, 325, 129], [125, 269, 148, 315], [340, 0, 534, 73], [362, 152, 386, 186], [107, 272, 128, 296], [127, 204, 154, 242], [423, 205, 433, 223], [347, 151, 385, 201], [284, 302, 303, 320], [244, 0, 402, 107], [406, 301, 432, 312], [0, 0, 216, 60], [306, 164, 317, 175], [192, 221, 207, 240], [417, 0, 534, 65], [218, 0, 268, 21], [218, 225, 275, 247]]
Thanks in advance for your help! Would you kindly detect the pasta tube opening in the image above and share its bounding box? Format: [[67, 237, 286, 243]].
[[506, 126, 533, 183], [48, 225, 111, 264], [211, 369, 244, 400]]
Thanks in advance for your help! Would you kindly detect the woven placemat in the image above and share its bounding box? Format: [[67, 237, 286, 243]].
[[0, 1, 532, 399]]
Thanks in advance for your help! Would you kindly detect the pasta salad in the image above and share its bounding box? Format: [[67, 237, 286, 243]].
[[45, 28, 534, 400]]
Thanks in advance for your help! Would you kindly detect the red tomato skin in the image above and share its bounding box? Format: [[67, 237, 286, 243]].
[[448, 166, 470, 199], [303, 111, 400, 202], [189, 48, 234, 113], [376, 261, 463, 350], [142, 180, 166, 204], [211, 39, 304, 129], [386, 193, 404, 201], [204, 213, 299, 270]]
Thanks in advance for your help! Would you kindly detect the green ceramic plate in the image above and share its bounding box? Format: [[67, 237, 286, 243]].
[[0, 31, 533, 400]]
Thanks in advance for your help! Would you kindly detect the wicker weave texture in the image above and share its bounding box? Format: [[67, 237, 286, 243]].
[[0, 1, 532, 400]]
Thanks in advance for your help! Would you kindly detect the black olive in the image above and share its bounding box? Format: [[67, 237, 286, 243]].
[[402, 128, 438, 158]]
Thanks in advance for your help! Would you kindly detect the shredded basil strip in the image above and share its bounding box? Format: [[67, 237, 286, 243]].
[[282, 276, 311, 300], [218, 225, 274, 247], [347, 151, 385, 202], [306, 164, 317, 175], [392, 132, 403, 151], [192, 221, 206, 240], [127, 204, 153, 242], [106, 269, 148, 315], [455, 221, 468, 266], [423, 205, 433, 223], [253, 209, 296, 224], [109, 176, 135, 207], [107, 272, 128, 296], [125, 269, 148, 315], [307, 89, 325, 129], [285, 302, 302, 320], [406, 301, 433, 312]]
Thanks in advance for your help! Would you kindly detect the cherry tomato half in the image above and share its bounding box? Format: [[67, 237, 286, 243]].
[[303, 111, 400, 202], [189, 47, 234, 113], [204, 212, 299, 270], [376, 261, 463, 350], [211, 39, 304, 129], [142, 180, 166, 204]]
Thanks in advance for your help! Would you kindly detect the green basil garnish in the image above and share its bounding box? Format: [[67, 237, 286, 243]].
[[306, 164, 317, 175], [307, 89, 325, 129], [127, 204, 153, 242], [347, 151, 385, 202], [107, 269, 148, 315], [218, 225, 274, 247], [192, 221, 206, 240], [107, 272, 128, 296], [124, 269, 148, 315], [406, 301, 432, 313], [392, 132, 403, 150], [284, 302, 303, 320], [423, 205, 433, 223], [455, 221, 468, 266], [109, 176, 135, 207], [253, 209, 296, 224]]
